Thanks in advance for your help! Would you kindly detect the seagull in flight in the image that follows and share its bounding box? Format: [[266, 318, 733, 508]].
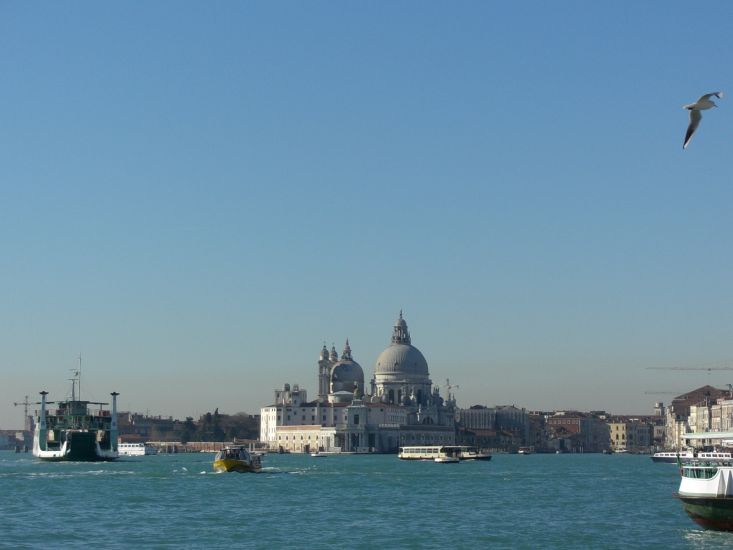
[[683, 92, 723, 149]]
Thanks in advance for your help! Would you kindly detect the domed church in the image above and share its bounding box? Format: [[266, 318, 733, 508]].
[[373, 311, 433, 406], [260, 312, 457, 453]]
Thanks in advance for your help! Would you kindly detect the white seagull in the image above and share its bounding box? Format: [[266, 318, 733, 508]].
[[683, 92, 723, 149]]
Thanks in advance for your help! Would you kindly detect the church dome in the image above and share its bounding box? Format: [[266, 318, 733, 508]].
[[330, 340, 364, 394], [331, 361, 364, 392], [374, 312, 429, 377], [375, 343, 429, 376]]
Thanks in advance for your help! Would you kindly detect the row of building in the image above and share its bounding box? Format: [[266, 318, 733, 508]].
[[7, 313, 725, 453], [258, 312, 686, 454]]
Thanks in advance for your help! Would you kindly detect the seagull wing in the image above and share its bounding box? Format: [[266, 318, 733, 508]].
[[683, 109, 702, 149], [698, 91, 724, 101]]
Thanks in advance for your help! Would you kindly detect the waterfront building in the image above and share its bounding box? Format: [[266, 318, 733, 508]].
[[260, 313, 456, 453], [544, 411, 609, 453], [457, 404, 530, 451], [663, 385, 727, 449], [682, 395, 733, 449], [607, 416, 656, 453], [711, 399, 733, 433]]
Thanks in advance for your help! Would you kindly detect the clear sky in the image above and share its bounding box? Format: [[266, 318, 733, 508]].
[[2, 2, 733, 429]]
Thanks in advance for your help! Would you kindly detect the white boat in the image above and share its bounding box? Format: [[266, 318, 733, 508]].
[[676, 460, 733, 530], [652, 450, 732, 463], [118, 442, 158, 456], [434, 455, 460, 463], [310, 452, 326, 457], [398, 445, 462, 462], [699, 451, 733, 461], [651, 450, 694, 463]]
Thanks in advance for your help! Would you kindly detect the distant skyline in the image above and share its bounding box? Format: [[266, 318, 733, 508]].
[[2, 2, 733, 428]]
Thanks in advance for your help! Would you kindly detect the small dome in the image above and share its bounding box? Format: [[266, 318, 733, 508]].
[[329, 340, 364, 395]]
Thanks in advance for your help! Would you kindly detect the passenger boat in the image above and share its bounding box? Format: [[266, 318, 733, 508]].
[[118, 442, 158, 456], [398, 445, 464, 462], [699, 451, 733, 461], [33, 371, 119, 462], [651, 450, 695, 463], [676, 460, 733, 530], [652, 450, 732, 463], [213, 445, 262, 473]]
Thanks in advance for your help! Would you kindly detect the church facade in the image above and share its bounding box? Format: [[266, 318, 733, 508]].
[[260, 313, 456, 453]]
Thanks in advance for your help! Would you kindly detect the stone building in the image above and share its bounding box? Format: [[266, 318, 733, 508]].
[[260, 313, 456, 453], [663, 385, 728, 449]]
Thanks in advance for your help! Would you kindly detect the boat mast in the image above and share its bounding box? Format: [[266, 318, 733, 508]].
[[69, 354, 82, 401]]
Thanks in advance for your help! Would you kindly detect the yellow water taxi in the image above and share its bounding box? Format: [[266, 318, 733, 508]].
[[213, 445, 262, 473]]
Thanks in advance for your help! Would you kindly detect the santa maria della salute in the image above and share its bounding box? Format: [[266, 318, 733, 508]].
[[260, 312, 458, 453]]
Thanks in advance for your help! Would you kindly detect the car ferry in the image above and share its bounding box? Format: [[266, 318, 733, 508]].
[[33, 371, 119, 462]]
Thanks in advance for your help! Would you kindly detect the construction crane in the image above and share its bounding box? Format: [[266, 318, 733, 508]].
[[646, 364, 733, 373], [13, 395, 32, 432], [444, 379, 459, 402]]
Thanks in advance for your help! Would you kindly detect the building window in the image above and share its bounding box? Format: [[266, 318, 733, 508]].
[[354, 414, 359, 425]]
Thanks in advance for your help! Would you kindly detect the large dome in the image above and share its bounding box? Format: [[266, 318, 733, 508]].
[[374, 312, 429, 377], [375, 343, 429, 376]]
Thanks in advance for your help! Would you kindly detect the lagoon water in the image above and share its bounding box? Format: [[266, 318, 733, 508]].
[[2, 451, 732, 549]]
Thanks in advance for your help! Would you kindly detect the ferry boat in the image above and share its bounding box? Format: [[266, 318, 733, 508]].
[[652, 450, 732, 463], [33, 372, 119, 462], [213, 445, 262, 473], [118, 442, 158, 456], [651, 450, 695, 463], [698, 451, 733, 461], [676, 460, 733, 530], [399, 446, 458, 461]]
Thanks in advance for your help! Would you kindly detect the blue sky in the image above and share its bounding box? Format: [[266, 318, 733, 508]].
[[2, 2, 733, 428]]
